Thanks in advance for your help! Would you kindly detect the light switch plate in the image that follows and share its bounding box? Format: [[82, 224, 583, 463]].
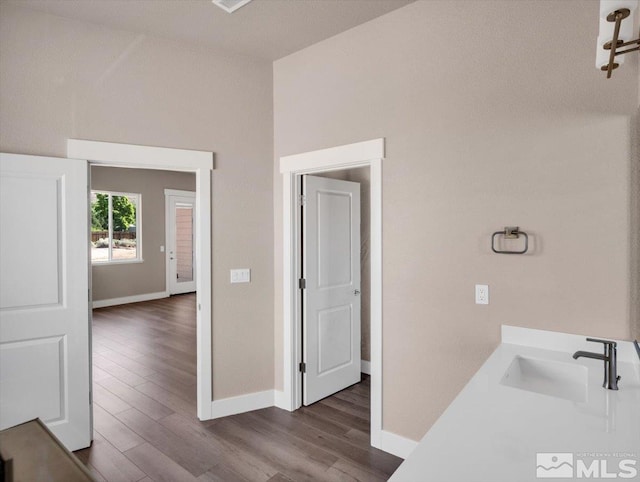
[[475, 284, 489, 305], [230, 269, 251, 283]]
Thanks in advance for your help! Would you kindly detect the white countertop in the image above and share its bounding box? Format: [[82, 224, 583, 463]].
[[390, 327, 640, 481]]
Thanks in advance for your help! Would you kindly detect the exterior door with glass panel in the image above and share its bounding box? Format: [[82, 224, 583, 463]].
[[0, 153, 91, 451], [165, 190, 196, 295], [302, 175, 361, 405]]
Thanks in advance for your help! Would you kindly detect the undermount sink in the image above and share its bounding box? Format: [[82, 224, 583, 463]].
[[500, 355, 588, 402]]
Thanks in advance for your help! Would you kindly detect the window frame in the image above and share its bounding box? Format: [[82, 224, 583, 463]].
[[90, 190, 142, 265]]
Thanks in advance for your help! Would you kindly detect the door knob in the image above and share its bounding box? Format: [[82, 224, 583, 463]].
[[354, 289, 360, 295]]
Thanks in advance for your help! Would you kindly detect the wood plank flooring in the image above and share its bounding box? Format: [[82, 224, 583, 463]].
[[75, 294, 402, 481]]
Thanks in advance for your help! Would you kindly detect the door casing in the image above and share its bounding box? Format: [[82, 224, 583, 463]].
[[279, 138, 384, 449], [68, 139, 214, 420]]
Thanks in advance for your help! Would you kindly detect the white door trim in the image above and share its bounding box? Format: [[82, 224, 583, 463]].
[[279, 138, 384, 449], [164, 189, 196, 295], [68, 139, 214, 420]]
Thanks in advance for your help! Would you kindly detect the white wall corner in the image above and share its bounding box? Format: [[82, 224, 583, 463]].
[[361, 359, 371, 376], [210, 390, 275, 419], [379, 430, 419, 459], [92, 291, 169, 309]]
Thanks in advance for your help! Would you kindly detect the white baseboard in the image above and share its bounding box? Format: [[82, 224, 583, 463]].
[[380, 430, 418, 459], [361, 359, 371, 375], [274, 390, 292, 411], [210, 390, 275, 419], [209, 389, 417, 459], [92, 291, 169, 308]]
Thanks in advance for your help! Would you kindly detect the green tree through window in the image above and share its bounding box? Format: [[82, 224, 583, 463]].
[[91, 193, 136, 232], [91, 191, 140, 263]]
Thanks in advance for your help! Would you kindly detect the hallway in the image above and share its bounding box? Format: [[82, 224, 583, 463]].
[[75, 295, 401, 481]]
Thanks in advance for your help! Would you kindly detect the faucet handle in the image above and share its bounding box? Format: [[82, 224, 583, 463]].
[[586, 337, 617, 347]]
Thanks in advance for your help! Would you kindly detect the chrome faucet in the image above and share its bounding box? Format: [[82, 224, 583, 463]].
[[573, 338, 620, 390]]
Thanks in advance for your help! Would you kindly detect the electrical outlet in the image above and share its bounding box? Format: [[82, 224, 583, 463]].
[[475, 284, 489, 305], [230, 269, 251, 284]]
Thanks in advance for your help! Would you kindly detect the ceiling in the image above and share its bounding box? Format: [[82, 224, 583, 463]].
[[3, 0, 416, 61]]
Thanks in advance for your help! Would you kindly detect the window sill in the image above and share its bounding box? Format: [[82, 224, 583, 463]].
[[92, 258, 144, 266]]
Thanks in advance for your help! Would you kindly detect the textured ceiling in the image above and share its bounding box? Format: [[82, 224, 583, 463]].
[[3, 0, 416, 60]]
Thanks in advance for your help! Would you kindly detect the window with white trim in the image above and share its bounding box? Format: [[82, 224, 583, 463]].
[[91, 191, 141, 264]]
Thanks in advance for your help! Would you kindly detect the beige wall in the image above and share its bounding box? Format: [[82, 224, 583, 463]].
[[273, 0, 639, 440], [0, 4, 274, 400], [90, 166, 195, 301]]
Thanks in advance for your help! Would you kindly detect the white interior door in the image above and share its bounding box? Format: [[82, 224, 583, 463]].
[[302, 175, 361, 405], [0, 153, 91, 451], [166, 190, 196, 295]]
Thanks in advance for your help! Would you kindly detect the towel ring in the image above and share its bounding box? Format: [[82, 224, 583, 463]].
[[491, 227, 528, 255]]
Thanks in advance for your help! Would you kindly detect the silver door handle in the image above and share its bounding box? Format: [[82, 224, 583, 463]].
[[354, 289, 360, 295]]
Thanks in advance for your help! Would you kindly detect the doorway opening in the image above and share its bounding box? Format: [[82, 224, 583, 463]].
[[279, 138, 384, 449], [68, 139, 213, 421]]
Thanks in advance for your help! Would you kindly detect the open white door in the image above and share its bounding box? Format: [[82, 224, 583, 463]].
[[0, 153, 91, 451], [165, 190, 196, 295], [302, 175, 361, 405]]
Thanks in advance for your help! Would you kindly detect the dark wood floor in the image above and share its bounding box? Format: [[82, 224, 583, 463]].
[[75, 294, 402, 482]]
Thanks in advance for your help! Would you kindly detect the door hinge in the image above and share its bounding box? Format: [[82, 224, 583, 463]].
[[89, 390, 92, 405], [299, 362, 306, 373], [299, 278, 306, 289], [298, 194, 306, 206]]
